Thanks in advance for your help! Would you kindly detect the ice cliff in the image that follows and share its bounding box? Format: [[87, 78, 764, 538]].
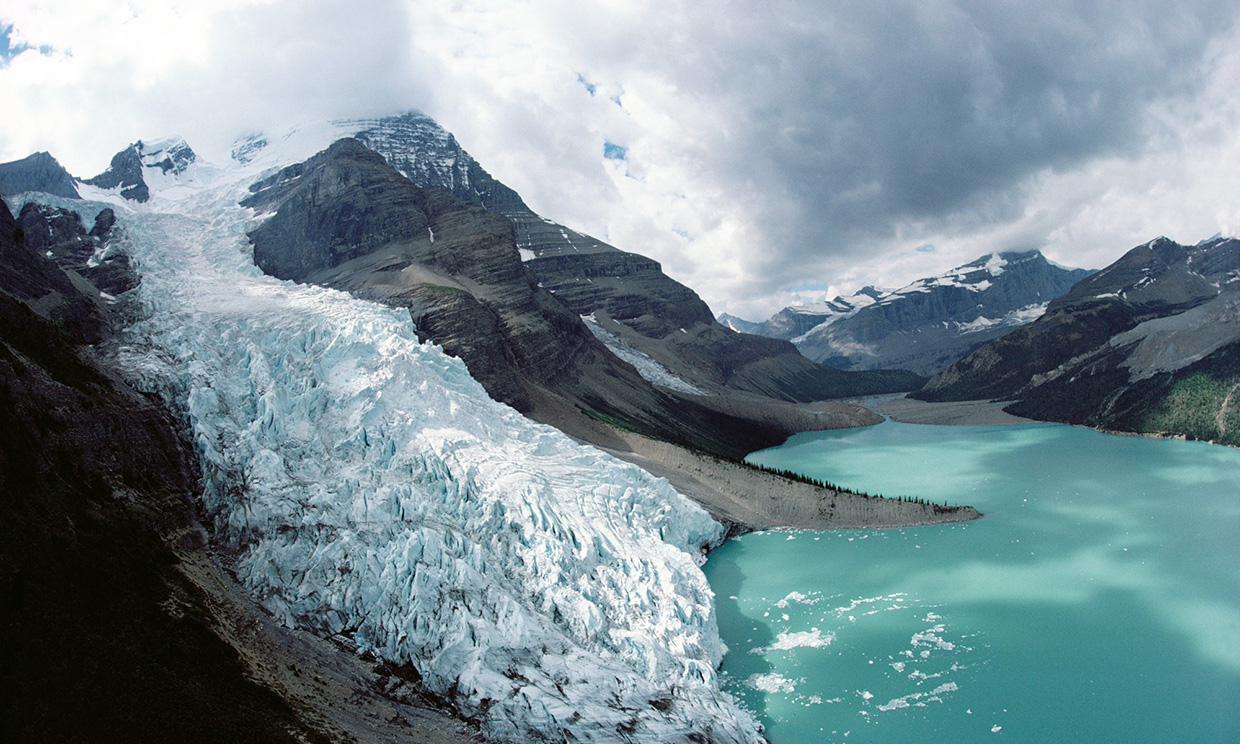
[[59, 133, 763, 743]]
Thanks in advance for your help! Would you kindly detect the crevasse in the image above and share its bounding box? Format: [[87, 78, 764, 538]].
[[90, 148, 763, 742]]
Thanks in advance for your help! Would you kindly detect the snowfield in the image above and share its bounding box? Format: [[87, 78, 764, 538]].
[[61, 135, 764, 743]]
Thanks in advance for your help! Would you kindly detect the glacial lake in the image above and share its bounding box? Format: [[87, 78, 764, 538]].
[[703, 421, 1240, 743]]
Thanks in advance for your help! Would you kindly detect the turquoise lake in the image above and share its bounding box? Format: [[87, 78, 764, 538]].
[[703, 421, 1240, 743]]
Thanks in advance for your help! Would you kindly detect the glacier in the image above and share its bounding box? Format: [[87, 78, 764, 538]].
[[45, 135, 764, 743], [581, 313, 707, 396]]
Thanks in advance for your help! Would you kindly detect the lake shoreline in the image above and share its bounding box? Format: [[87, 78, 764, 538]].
[[867, 394, 1035, 426], [596, 426, 982, 539], [868, 394, 1240, 449]]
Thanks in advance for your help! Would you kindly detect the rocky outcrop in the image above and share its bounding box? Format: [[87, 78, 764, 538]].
[[0, 151, 80, 199], [917, 236, 1240, 445], [244, 138, 839, 459], [347, 112, 919, 403], [0, 201, 108, 344], [84, 144, 149, 202], [17, 202, 136, 298], [83, 138, 197, 203]]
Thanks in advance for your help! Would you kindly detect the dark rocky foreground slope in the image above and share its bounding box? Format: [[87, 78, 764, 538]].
[[0, 197, 479, 744], [918, 236, 1240, 445]]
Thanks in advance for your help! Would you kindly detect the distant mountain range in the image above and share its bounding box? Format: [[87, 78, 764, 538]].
[[918, 235, 1240, 445], [733, 251, 1092, 376]]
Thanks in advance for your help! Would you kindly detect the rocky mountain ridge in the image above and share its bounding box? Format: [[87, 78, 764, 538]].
[[0, 151, 81, 200], [743, 250, 1092, 376], [240, 137, 907, 462], [917, 236, 1240, 445], [342, 113, 922, 403]]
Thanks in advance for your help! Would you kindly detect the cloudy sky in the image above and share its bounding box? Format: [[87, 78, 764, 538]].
[[3, 0, 1239, 319]]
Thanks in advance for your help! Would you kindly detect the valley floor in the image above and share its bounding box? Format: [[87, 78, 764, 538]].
[[869, 394, 1034, 426]]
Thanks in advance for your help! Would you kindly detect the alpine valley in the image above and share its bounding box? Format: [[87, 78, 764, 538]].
[[917, 235, 1240, 445], [5, 106, 1237, 742], [1, 113, 975, 744]]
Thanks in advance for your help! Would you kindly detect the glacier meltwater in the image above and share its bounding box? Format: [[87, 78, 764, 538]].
[[709, 421, 1240, 743], [53, 135, 763, 743]]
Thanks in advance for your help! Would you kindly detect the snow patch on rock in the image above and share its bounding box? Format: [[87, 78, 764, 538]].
[[582, 314, 707, 396]]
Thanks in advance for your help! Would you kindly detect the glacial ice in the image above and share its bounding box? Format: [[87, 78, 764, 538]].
[[51, 133, 764, 743], [581, 314, 707, 395]]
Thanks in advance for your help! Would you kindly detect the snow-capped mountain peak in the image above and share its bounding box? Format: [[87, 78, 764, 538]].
[[753, 249, 1092, 375], [79, 137, 203, 203], [138, 137, 196, 175]]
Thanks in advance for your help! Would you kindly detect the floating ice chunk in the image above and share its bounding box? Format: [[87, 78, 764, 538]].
[[775, 590, 811, 608], [911, 624, 957, 652], [752, 629, 836, 654], [876, 681, 958, 712], [747, 673, 799, 694]]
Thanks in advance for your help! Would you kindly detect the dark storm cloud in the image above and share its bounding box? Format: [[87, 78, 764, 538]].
[[629, 0, 1236, 288], [5, 0, 1236, 317]]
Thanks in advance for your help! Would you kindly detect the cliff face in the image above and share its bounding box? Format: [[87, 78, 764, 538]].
[[917, 237, 1240, 445], [0, 151, 81, 200], [347, 113, 919, 403], [244, 138, 839, 459], [17, 202, 135, 298], [525, 249, 715, 335]]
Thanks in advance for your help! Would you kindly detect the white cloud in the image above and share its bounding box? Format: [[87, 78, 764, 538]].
[[3, 0, 1238, 320], [1, 0, 427, 172]]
